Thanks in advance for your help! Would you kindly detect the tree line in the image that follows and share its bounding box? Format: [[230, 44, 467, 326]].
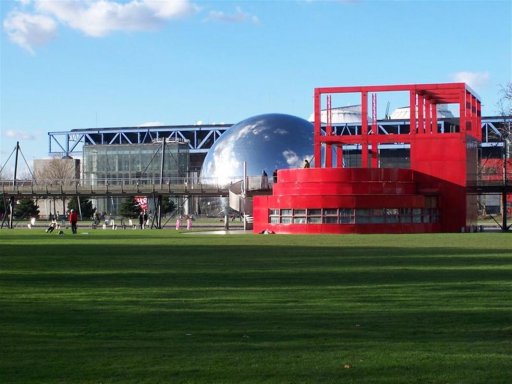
[[0, 196, 176, 221]]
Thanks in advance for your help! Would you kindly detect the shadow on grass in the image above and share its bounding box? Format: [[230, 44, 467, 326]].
[[1, 239, 511, 383], [1, 242, 511, 288]]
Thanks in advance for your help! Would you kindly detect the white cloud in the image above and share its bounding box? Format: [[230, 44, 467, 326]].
[[3, 0, 198, 51], [35, 0, 198, 37], [204, 6, 259, 24], [3, 10, 57, 53], [452, 71, 490, 89], [4, 130, 37, 140]]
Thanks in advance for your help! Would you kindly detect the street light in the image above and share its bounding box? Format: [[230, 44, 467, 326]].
[[502, 137, 510, 231]]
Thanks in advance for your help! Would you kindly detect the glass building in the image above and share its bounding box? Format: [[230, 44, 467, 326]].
[[83, 140, 189, 214]]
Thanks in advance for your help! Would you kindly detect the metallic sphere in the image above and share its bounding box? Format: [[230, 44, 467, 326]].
[[200, 113, 314, 184]]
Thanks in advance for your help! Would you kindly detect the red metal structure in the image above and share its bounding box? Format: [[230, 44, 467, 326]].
[[253, 83, 482, 234]]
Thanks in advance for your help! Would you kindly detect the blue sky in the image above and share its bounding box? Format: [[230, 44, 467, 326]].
[[1, 0, 511, 173]]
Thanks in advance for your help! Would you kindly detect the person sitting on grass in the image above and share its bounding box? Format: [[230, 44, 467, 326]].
[[46, 219, 57, 233]]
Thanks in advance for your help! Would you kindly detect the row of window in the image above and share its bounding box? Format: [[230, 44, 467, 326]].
[[268, 208, 439, 225]]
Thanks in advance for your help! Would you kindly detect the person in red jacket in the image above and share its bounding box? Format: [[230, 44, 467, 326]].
[[69, 209, 78, 234]]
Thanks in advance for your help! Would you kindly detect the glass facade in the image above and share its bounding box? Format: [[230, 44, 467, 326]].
[[83, 141, 189, 214], [83, 141, 189, 185]]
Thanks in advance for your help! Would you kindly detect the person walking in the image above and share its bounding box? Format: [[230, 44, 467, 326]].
[[69, 209, 78, 234], [138, 211, 144, 229]]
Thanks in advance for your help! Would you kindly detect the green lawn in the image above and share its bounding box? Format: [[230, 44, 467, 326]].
[[1, 230, 511, 383]]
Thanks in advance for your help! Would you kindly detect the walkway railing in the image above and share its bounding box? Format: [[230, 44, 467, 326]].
[[0, 176, 273, 198]]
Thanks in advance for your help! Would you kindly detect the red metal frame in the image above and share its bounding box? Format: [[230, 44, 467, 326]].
[[254, 83, 482, 234], [314, 83, 481, 168]]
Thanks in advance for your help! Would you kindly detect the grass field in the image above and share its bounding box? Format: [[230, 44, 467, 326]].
[[1, 229, 511, 383]]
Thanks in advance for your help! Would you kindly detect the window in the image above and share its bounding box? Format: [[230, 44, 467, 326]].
[[308, 209, 322, 224], [339, 208, 354, 224], [269, 209, 280, 224], [265, 206, 437, 225], [412, 209, 422, 223], [370, 209, 385, 223], [385, 209, 399, 223], [400, 208, 412, 223], [355, 209, 371, 224]]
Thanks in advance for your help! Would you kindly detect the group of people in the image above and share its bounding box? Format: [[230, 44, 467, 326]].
[[46, 209, 146, 234], [46, 209, 77, 234], [176, 215, 193, 231]]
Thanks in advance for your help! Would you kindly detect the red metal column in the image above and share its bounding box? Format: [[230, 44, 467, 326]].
[[371, 93, 377, 135], [314, 89, 322, 167], [472, 94, 478, 138], [418, 93, 425, 134], [361, 91, 369, 167], [371, 93, 379, 167], [325, 95, 333, 168], [432, 103, 438, 134], [470, 92, 480, 139], [468, 91, 474, 136], [459, 89, 466, 135], [476, 97, 482, 141], [425, 97, 432, 134], [410, 90, 417, 136]]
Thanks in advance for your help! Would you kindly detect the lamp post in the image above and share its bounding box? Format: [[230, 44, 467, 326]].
[[502, 138, 510, 231]]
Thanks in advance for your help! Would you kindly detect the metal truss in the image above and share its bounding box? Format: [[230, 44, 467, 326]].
[[48, 117, 510, 158], [322, 116, 510, 140], [48, 123, 232, 157]]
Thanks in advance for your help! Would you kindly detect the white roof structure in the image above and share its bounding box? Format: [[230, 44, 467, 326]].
[[308, 105, 364, 124], [309, 104, 455, 123], [390, 106, 454, 119]]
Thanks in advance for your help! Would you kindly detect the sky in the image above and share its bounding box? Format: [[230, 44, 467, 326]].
[[0, 0, 511, 174]]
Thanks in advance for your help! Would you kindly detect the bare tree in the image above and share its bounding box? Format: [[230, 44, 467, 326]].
[[498, 82, 512, 139], [499, 82, 512, 111], [477, 83, 511, 216], [0, 165, 13, 180], [34, 158, 79, 185]]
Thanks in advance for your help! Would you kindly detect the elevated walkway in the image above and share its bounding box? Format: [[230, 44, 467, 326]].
[[1, 181, 230, 198], [0, 175, 274, 199]]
